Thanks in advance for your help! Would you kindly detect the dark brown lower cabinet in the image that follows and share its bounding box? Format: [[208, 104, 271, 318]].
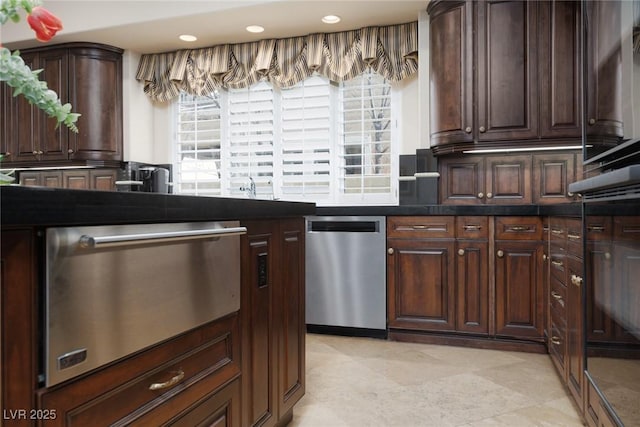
[[18, 168, 117, 191], [240, 218, 305, 427], [494, 240, 544, 340], [1, 216, 305, 427], [38, 314, 242, 427], [1, 230, 39, 427]]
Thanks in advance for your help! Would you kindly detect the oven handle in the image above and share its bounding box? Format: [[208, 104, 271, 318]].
[[78, 226, 247, 249]]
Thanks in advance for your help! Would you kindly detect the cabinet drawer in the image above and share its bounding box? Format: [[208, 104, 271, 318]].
[[549, 253, 567, 283], [495, 217, 542, 240], [548, 313, 566, 374], [39, 314, 240, 427], [549, 274, 567, 316], [565, 218, 582, 257], [585, 216, 612, 241], [387, 216, 455, 238], [455, 216, 489, 239], [614, 216, 640, 241], [549, 218, 567, 247]]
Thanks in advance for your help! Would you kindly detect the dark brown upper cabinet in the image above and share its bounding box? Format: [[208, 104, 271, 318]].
[[0, 43, 123, 166], [428, 1, 589, 155]]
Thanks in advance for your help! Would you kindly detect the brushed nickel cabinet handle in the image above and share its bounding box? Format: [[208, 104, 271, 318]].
[[388, 248, 394, 255], [465, 126, 472, 133], [497, 250, 504, 258], [551, 290, 562, 300], [551, 260, 564, 267], [567, 233, 581, 240], [508, 226, 530, 232], [587, 226, 605, 232], [463, 225, 482, 231], [149, 369, 185, 391], [551, 229, 564, 235], [458, 249, 465, 256], [550, 336, 562, 345]]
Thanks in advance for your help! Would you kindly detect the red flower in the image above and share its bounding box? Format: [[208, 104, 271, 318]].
[[27, 6, 63, 42]]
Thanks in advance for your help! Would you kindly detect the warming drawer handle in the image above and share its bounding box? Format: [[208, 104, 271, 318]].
[[149, 369, 185, 391], [79, 227, 248, 248]]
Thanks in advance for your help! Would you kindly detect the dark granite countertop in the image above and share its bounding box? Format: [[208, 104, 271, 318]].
[[1, 186, 588, 228], [316, 203, 582, 217], [0, 186, 316, 227]]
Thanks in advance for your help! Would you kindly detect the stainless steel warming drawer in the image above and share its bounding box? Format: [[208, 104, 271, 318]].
[[45, 221, 246, 387]]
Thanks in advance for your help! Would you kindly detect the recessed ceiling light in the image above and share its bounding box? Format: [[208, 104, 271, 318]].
[[179, 34, 198, 42], [322, 15, 341, 24], [246, 25, 265, 33]]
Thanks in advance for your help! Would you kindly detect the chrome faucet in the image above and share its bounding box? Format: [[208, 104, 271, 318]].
[[240, 176, 256, 199]]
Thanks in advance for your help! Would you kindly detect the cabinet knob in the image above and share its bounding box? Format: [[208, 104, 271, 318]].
[[477, 192, 484, 199], [458, 249, 465, 256], [605, 252, 611, 260], [571, 274, 583, 286], [33, 150, 38, 155], [497, 250, 504, 258], [68, 149, 74, 154], [38, 150, 44, 155], [479, 126, 486, 133], [550, 336, 562, 345], [388, 248, 394, 255], [551, 290, 562, 300], [567, 191, 574, 197], [4, 152, 10, 156], [588, 118, 596, 125], [543, 254, 548, 261], [486, 192, 493, 199], [465, 126, 472, 134]]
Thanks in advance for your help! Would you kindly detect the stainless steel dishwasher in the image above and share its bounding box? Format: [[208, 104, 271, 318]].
[[305, 216, 386, 337]]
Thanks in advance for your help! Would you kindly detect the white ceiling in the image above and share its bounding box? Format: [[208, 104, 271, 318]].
[[3, 0, 428, 53]]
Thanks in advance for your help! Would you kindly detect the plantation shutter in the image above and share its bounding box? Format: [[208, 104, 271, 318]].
[[338, 70, 393, 201], [227, 82, 275, 198], [175, 92, 222, 196], [279, 75, 333, 202]]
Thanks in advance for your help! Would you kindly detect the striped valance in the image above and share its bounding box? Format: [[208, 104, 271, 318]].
[[135, 21, 418, 103]]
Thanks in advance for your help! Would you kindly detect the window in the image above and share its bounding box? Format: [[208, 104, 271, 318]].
[[174, 69, 397, 205]]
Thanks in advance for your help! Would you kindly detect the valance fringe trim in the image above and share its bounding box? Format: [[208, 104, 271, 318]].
[[136, 21, 418, 103]]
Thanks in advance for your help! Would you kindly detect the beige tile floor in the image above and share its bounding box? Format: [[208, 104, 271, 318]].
[[290, 333, 584, 427]]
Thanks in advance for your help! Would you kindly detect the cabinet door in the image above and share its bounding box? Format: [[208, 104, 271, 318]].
[[495, 241, 544, 339], [241, 222, 278, 427], [428, 0, 474, 148], [476, 0, 538, 141], [0, 80, 13, 160], [455, 240, 489, 334], [12, 52, 40, 163], [387, 238, 456, 332], [276, 219, 305, 418], [38, 48, 69, 161], [90, 169, 117, 191], [533, 152, 577, 204], [585, 0, 623, 143], [1, 230, 38, 427], [485, 155, 531, 204], [566, 256, 584, 411], [439, 156, 484, 205], [538, 1, 581, 139], [63, 169, 90, 189], [68, 46, 123, 161], [586, 241, 615, 343]]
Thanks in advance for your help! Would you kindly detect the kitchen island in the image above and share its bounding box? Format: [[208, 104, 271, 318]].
[[1, 186, 314, 427]]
